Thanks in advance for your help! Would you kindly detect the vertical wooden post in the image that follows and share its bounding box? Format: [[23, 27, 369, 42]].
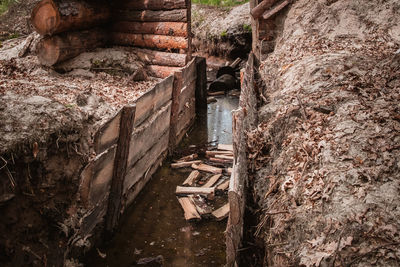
[[195, 56, 207, 110], [186, 0, 192, 63], [105, 104, 136, 234], [169, 70, 183, 151], [250, 0, 260, 59]]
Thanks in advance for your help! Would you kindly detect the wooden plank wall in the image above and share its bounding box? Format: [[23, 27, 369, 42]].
[[111, 0, 192, 78], [226, 53, 258, 266]]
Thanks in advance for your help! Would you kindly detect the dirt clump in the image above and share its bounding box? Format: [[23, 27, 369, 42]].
[[248, 0, 400, 266]]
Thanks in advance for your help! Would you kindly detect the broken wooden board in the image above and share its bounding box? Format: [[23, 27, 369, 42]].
[[171, 160, 202, 168], [218, 144, 233, 152], [208, 91, 225, 96], [192, 163, 222, 174], [212, 203, 230, 221], [202, 174, 222, 188], [206, 150, 233, 157], [216, 179, 230, 191], [210, 157, 232, 164], [188, 195, 212, 216], [182, 170, 200, 186], [177, 197, 201, 221], [176, 186, 215, 195], [177, 153, 198, 162], [225, 167, 233, 175], [215, 154, 234, 161]]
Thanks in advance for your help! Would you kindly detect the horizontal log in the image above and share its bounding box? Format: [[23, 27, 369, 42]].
[[216, 179, 230, 191], [31, 0, 110, 36], [112, 32, 188, 50], [192, 163, 223, 174], [37, 28, 107, 66], [134, 48, 186, 67], [188, 195, 212, 216], [176, 186, 215, 195], [147, 65, 182, 79], [262, 0, 291, 20], [206, 150, 233, 157], [171, 160, 202, 169], [112, 21, 187, 37], [115, 9, 187, 22], [210, 157, 232, 164], [177, 153, 198, 162], [250, 0, 278, 20], [118, 0, 187, 10], [215, 154, 234, 161]]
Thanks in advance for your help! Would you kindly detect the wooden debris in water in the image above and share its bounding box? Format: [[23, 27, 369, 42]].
[[192, 163, 223, 174], [225, 167, 233, 175], [209, 157, 232, 164], [202, 174, 222, 188], [212, 203, 230, 221], [208, 91, 225, 96], [216, 179, 230, 191], [205, 150, 233, 157], [207, 97, 217, 104], [177, 197, 201, 221], [182, 170, 201, 186], [215, 154, 234, 161], [188, 195, 213, 216], [177, 153, 198, 162], [217, 144, 233, 152], [171, 160, 202, 168], [176, 186, 215, 195]]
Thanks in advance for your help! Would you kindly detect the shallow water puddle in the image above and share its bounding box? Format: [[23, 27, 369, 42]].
[[86, 96, 238, 267]]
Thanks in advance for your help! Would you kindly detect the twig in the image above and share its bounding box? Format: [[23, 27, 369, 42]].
[[264, 179, 279, 199], [265, 210, 290, 215], [0, 156, 7, 170], [296, 94, 307, 120]]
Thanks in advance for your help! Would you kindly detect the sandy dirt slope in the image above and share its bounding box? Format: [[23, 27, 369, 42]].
[[251, 0, 400, 266]]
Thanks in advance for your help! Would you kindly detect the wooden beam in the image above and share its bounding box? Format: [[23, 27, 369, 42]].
[[216, 179, 230, 191], [118, 0, 187, 10], [262, 0, 291, 20], [112, 32, 188, 50], [218, 144, 233, 152], [195, 57, 207, 110], [116, 9, 187, 22], [105, 104, 136, 234], [176, 186, 215, 195], [147, 65, 182, 79], [133, 48, 186, 67], [212, 203, 230, 221], [250, 0, 278, 19]]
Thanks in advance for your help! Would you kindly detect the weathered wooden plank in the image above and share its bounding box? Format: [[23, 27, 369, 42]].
[[176, 186, 215, 195], [202, 174, 222, 188], [183, 170, 201, 186], [182, 57, 197, 86], [177, 153, 198, 162], [112, 21, 188, 37], [124, 131, 169, 192], [216, 179, 230, 191], [215, 154, 234, 161], [89, 146, 116, 206], [178, 80, 196, 115], [206, 150, 233, 157], [134, 75, 173, 127], [124, 150, 167, 207], [218, 144, 233, 152], [177, 197, 201, 221], [192, 163, 222, 174], [169, 70, 183, 149], [106, 105, 136, 233], [127, 101, 171, 168], [175, 97, 196, 138], [171, 160, 202, 168], [250, 0, 278, 19], [212, 203, 230, 221], [188, 195, 212, 216], [116, 9, 187, 22], [94, 111, 121, 154], [262, 0, 291, 20]]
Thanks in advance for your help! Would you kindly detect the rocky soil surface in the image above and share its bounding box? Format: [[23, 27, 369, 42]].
[[249, 0, 400, 266]]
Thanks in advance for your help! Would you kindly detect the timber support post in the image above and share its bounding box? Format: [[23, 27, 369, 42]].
[[105, 104, 136, 235], [195, 57, 207, 110]]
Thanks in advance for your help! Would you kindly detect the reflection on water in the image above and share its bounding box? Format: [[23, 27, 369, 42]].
[[85, 96, 238, 267]]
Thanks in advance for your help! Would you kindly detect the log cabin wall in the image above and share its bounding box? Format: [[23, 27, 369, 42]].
[[111, 0, 192, 78]]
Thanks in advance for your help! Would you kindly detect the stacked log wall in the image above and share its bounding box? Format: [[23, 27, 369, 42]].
[[111, 0, 192, 78]]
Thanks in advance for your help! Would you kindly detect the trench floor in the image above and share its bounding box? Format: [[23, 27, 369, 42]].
[[86, 96, 239, 266]]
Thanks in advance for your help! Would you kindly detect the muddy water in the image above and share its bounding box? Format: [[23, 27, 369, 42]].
[[86, 96, 238, 267]]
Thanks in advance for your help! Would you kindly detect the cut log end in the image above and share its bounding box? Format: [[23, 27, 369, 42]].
[[31, 0, 60, 36], [37, 36, 60, 66]]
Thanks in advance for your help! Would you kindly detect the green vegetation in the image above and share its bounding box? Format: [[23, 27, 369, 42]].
[[220, 30, 227, 37], [192, 0, 248, 7], [243, 23, 252, 32], [0, 0, 16, 15]]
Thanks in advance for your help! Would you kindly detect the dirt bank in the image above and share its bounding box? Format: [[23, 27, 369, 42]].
[[249, 0, 400, 266], [192, 3, 251, 59]]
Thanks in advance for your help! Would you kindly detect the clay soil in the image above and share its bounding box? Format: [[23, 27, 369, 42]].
[[246, 0, 400, 266]]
